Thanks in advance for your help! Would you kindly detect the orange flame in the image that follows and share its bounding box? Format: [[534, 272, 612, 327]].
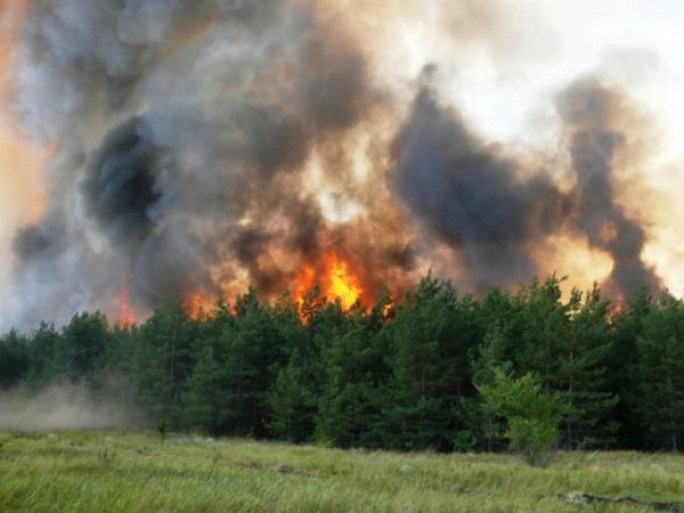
[[117, 285, 136, 329], [187, 293, 204, 320], [326, 252, 363, 309], [295, 263, 317, 309], [295, 251, 364, 318]]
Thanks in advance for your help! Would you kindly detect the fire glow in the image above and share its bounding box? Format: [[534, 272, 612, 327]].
[[117, 286, 136, 330], [176, 252, 365, 324], [187, 294, 204, 321], [296, 252, 364, 312]]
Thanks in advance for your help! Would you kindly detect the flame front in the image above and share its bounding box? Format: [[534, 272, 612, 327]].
[[295, 264, 317, 310], [187, 293, 204, 320], [295, 252, 364, 315], [327, 253, 363, 310]]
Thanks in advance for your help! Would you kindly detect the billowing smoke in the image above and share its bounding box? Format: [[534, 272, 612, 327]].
[[0, 0, 669, 329], [557, 78, 662, 297], [393, 75, 566, 292], [5, 0, 409, 325], [393, 75, 661, 298], [82, 116, 162, 250]]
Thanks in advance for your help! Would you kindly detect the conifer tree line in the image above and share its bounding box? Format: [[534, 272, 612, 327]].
[[1, 275, 683, 453]]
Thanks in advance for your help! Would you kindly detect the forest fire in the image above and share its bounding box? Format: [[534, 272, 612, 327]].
[[1, 0, 682, 331], [295, 252, 365, 314]]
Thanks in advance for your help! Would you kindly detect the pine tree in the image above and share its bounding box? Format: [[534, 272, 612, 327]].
[[478, 278, 618, 449], [316, 297, 391, 448], [60, 312, 111, 382], [267, 348, 318, 442], [382, 275, 477, 451], [25, 322, 61, 385], [0, 330, 30, 389], [187, 290, 285, 436], [634, 294, 684, 451], [561, 285, 618, 448], [134, 303, 197, 428], [267, 288, 343, 442], [611, 286, 652, 448]]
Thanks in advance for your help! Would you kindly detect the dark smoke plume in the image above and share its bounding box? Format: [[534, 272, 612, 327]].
[[81, 117, 162, 249], [393, 80, 564, 292], [393, 75, 661, 298], [557, 79, 662, 297]]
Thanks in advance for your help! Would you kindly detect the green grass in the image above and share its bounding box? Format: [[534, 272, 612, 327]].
[[1, 431, 683, 512]]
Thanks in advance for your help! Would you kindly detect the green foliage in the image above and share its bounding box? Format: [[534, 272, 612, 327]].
[[633, 293, 684, 451], [315, 305, 390, 448], [561, 286, 618, 448], [381, 275, 480, 451], [474, 278, 618, 449], [186, 291, 285, 437], [59, 312, 112, 381], [133, 303, 197, 427], [267, 348, 318, 442], [478, 368, 562, 466], [23, 322, 60, 384], [610, 286, 652, 448], [2, 273, 683, 454], [0, 330, 30, 389]]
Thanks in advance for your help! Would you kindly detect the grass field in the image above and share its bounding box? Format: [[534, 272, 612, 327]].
[[1, 431, 683, 512]]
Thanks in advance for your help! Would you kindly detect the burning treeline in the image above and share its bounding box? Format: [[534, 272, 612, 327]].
[[0, 0, 669, 329]]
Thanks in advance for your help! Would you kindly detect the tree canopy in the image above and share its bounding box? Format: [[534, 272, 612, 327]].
[[1, 274, 682, 453]]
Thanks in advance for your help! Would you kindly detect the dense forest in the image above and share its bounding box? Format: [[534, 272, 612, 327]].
[[1, 274, 683, 453]]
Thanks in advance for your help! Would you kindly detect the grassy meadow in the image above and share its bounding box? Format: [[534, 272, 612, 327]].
[[0, 430, 683, 512]]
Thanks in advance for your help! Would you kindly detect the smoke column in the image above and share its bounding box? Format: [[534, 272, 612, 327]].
[[393, 75, 565, 293], [1, 0, 683, 329], [557, 79, 662, 298]]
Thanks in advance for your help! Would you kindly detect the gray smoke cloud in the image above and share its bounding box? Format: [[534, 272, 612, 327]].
[[393, 74, 661, 297], [393, 78, 566, 292], [81, 116, 162, 250], [6, 0, 412, 328], [1, 1, 664, 330], [557, 78, 662, 297]]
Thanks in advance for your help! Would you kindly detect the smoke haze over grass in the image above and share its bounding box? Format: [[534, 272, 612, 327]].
[[0, 379, 144, 431]]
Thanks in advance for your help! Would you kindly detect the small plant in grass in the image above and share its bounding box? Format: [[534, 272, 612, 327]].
[[478, 368, 562, 467], [98, 445, 116, 465], [157, 418, 170, 445], [208, 451, 221, 477]]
